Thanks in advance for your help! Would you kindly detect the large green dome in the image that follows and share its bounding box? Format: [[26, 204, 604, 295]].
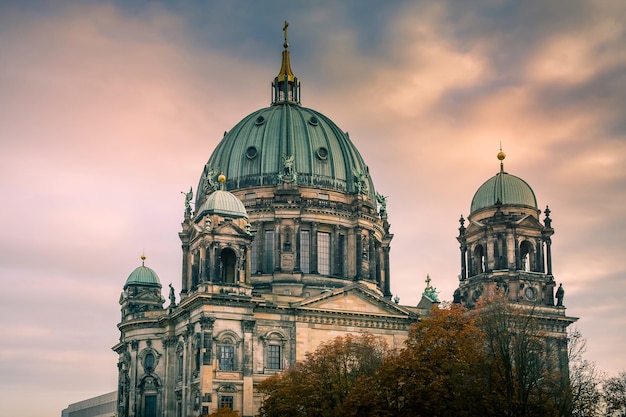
[[471, 170, 537, 214], [197, 104, 376, 204], [195, 42, 376, 207]]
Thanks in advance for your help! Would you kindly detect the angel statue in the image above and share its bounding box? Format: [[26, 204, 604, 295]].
[[181, 187, 193, 215], [353, 169, 368, 195], [375, 192, 388, 212]]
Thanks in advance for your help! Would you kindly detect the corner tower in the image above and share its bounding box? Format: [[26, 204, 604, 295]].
[[455, 151, 577, 367], [187, 24, 393, 300]]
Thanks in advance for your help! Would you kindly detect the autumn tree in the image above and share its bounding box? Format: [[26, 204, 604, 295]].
[[604, 372, 626, 417], [257, 333, 388, 417], [357, 303, 490, 417]]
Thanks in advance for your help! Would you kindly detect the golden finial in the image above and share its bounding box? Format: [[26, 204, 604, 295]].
[[283, 20, 289, 49], [497, 142, 506, 161], [497, 143, 506, 172], [141, 252, 146, 266], [218, 173, 226, 190]]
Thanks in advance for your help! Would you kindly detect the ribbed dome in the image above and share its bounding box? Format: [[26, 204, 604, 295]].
[[471, 170, 537, 214], [196, 189, 248, 219], [125, 265, 161, 289], [196, 104, 376, 205]]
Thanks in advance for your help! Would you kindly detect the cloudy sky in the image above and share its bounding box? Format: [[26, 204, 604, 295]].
[[1, 0, 625, 415]]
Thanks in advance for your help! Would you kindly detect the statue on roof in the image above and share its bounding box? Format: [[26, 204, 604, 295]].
[[278, 154, 297, 184], [376, 192, 388, 213], [422, 274, 440, 303], [168, 283, 176, 307], [555, 283, 564, 307], [181, 187, 193, 215], [353, 169, 368, 195], [204, 167, 220, 192]]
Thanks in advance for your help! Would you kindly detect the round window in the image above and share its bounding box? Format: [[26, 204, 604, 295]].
[[246, 146, 258, 159], [316, 147, 328, 160], [255, 115, 265, 126], [308, 116, 319, 126], [525, 286, 537, 300]]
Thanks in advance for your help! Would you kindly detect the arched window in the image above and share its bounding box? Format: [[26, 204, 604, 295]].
[[473, 245, 485, 275], [220, 248, 237, 284], [144, 353, 155, 371], [215, 331, 241, 372], [520, 240, 534, 272], [261, 331, 288, 371]]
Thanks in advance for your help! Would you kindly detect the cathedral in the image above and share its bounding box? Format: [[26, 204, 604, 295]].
[[112, 26, 576, 417]]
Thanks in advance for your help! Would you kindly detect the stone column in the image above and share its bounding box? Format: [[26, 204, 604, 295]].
[[294, 219, 301, 271], [383, 246, 391, 297], [355, 227, 362, 279], [242, 320, 256, 417], [311, 222, 319, 274], [274, 219, 282, 272], [181, 244, 190, 294]]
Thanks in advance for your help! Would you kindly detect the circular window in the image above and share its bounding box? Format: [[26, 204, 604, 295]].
[[316, 147, 328, 160], [255, 115, 265, 126], [246, 146, 258, 159], [525, 286, 537, 301], [308, 116, 319, 126]]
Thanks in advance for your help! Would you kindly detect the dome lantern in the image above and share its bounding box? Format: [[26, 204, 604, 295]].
[[272, 21, 300, 105]]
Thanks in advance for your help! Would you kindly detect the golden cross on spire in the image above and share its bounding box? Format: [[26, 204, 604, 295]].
[[283, 21, 289, 48]]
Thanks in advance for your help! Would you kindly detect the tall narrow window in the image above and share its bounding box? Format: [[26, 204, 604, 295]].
[[177, 351, 183, 380], [300, 230, 310, 273], [219, 345, 235, 371], [250, 231, 258, 273], [221, 248, 236, 283], [264, 231, 274, 272], [144, 395, 157, 417], [267, 345, 281, 370], [336, 234, 345, 277], [317, 232, 330, 275]]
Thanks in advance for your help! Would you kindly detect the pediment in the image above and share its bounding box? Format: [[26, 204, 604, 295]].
[[213, 221, 246, 236], [294, 284, 411, 317], [515, 214, 543, 228]]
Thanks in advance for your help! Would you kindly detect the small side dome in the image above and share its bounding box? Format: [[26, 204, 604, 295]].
[[470, 151, 538, 214], [471, 171, 537, 214], [196, 190, 248, 219], [125, 264, 161, 289]]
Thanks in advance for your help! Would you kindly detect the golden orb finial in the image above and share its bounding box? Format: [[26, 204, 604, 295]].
[[497, 151, 506, 161], [141, 252, 146, 266], [218, 173, 226, 183]]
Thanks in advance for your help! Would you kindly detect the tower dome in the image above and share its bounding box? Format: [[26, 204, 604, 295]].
[[196, 189, 248, 219], [470, 152, 537, 214], [124, 256, 161, 289]]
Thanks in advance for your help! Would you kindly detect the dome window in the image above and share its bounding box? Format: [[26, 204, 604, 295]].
[[255, 115, 265, 126], [308, 116, 319, 126], [246, 146, 258, 160], [316, 147, 328, 160]]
